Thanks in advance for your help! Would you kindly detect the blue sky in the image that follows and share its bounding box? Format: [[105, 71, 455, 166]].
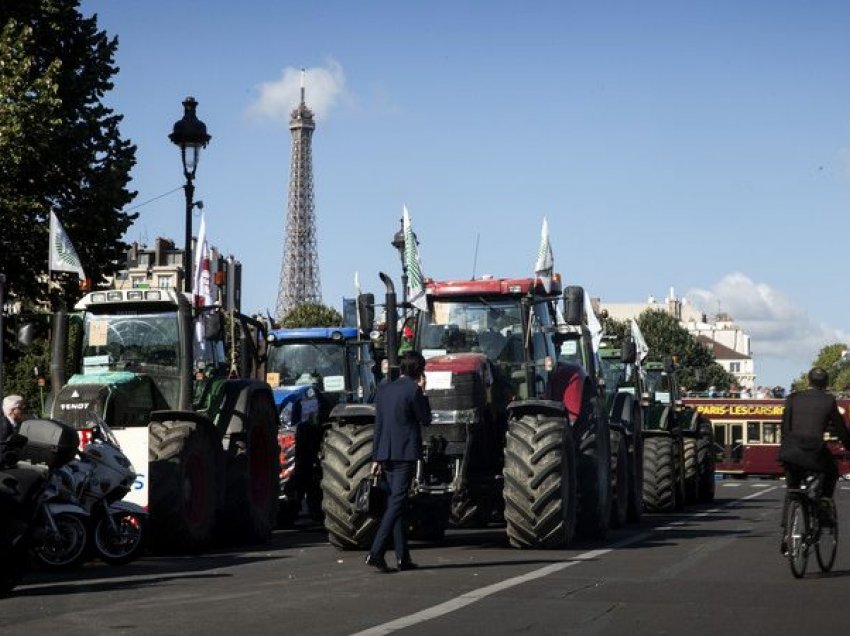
[[79, 0, 850, 388]]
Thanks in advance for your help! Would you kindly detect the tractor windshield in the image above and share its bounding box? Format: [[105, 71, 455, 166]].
[[599, 356, 627, 396], [645, 369, 673, 404], [267, 341, 347, 392], [81, 311, 180, 374], [418, 298, 525, 362]]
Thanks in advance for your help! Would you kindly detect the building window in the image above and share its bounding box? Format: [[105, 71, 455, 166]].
[[157, 275, 172, 289], [730, 362, 741, 373], [131, 275, 147, 289]]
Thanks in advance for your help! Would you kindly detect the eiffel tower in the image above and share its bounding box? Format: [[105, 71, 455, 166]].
[[275, 70, 321, 319]]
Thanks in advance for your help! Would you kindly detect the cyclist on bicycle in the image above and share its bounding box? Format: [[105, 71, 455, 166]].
[[779, 366, 850, 554]]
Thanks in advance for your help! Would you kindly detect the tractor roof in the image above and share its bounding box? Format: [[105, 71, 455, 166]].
[[267, 326, 359, 343], [75, 288, 186, 311], [426, 275, 561, 298]]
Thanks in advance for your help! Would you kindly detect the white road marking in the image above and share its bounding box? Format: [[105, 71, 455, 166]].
[[351, 485, 779, 636], [721, 483, 741, 487]]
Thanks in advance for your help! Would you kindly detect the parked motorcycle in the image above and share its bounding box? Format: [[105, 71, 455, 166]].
[[0, 418, 80, 593], [32, 411, 146, 569], [79, 412, 146, 565]]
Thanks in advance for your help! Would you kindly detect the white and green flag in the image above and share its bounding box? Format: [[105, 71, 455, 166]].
[[403, 205, 427, 312], [630, 319, 650, 366], [534, 217, 554, 293], [583, 289, 603, 354], [49, 211, 85, 280]]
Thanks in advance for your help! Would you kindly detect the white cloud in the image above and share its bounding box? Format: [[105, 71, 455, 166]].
[[247, 59, 347, 124], [686, 273, 850, 364]]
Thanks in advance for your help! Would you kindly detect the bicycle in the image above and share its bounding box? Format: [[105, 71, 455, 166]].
[[783, 472, 838, 578]]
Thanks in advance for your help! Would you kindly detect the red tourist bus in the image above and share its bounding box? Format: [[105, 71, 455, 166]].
[[683, 398, 850, 477]]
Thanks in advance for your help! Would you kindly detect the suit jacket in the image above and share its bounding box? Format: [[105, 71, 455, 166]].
[[373, 375, 432, 462], [0, 416, 16, 442], [779, 388, 850, 471]]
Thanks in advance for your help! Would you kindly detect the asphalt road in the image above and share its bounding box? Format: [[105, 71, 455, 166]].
[[3, 479, 849, 636]]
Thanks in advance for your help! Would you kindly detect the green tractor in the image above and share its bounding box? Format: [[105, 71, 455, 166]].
[[597, 338, 645, 525], [44, 288, 279, 552]]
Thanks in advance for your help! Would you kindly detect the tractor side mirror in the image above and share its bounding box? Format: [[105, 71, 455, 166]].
[[563, 286, 584, 326], [621, 339, 637, 364], [358, 293, 375, 332], [204, 312, 223, 341]]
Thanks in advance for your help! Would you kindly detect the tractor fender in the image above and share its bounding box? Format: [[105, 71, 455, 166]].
[[330, 402, 376, 426], [218, 381, 276, 444], [506, 398, 566, 421]]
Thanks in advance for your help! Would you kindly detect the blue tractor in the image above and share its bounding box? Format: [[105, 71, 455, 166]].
[[265, 327, 378, 525]]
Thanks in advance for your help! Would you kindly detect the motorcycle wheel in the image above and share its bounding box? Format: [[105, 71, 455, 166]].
[[33, 512, 88, 570], [93, 511, 145, 566]]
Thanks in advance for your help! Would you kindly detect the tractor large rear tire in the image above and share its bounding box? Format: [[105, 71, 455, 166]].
[[149, 420, 219, 552], [221, 392, 280, 544], [642, 436, 678, 513], [503, 415, 576, 549], [610, 432, 629, 528], [321, 423, 378, 550], [683, 437, 699, 505], [577, 413, 612, 540]]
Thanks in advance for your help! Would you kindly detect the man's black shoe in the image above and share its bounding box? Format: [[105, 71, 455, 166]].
[[780, 540, 789, 557], [397, 560, 419, 571], [365, 554, 394, 573]]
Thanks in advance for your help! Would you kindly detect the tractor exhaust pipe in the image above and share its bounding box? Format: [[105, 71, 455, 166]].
[[50, 310, 68, 396], [379, 272, 399, 381]]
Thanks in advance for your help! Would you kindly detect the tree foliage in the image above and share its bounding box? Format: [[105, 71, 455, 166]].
[[602, 309, 736, 392], [280, 303, 342, 329], [792, 343, 850, 394], [0, 0, 137, 309]]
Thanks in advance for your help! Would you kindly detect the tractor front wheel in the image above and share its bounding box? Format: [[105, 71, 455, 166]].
[[503, 414, 576, 549], [321, 423, 378, 550], [149, 420, 219, 552]]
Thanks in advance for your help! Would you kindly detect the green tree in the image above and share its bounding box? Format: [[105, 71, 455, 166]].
[[636, 309, 736, 392], [792, 343, 850, 393], [0, 0, 137, 309], [281, 303, 342, 329]]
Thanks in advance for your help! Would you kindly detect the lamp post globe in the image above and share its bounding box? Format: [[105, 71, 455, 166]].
[[169, 96, 211, 293]]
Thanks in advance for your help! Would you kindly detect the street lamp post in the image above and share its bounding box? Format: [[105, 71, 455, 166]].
[[0, 273, 5, 400], [169, 97, 211, 293]]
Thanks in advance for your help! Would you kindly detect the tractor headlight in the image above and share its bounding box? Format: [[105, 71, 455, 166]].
[[431, 408, 480, 425]]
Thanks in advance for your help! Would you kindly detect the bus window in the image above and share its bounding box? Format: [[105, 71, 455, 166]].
[[747, 421, 761, 443], [763, 423, 780, 444]]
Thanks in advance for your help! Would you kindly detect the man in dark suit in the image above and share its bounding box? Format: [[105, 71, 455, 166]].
[[1, 395, 25, 442], [365, 351, 431, 573], [779, 367, 850, 553]]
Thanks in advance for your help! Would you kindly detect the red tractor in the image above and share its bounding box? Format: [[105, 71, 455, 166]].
[[320, 274, 614, 550]]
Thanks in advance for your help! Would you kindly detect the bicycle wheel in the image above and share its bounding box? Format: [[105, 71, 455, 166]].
[[787, 499, 809, 579], [816, 499, 838, 572]]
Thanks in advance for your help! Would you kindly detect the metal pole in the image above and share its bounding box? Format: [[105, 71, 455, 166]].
[[183, 178, 194, 293], [0, 273, 5, 401]]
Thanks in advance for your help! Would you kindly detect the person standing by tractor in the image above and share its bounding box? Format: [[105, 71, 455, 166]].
[[779, 367, 850, 553], [365, 351, 431, 573], [1, 395, 25, 442]]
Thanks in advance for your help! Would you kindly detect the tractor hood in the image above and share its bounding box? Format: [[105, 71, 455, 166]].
[[52, 372, 153, 429], [425, 352, 489, 376], [272, 384, 316, 409]]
